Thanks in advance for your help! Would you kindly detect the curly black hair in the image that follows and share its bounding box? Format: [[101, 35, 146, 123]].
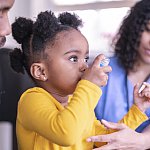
[[113, 0, 150, 72], [9, 10, 83, 76]]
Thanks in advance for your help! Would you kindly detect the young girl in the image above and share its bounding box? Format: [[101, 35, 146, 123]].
[[10, 10, 149, 150]]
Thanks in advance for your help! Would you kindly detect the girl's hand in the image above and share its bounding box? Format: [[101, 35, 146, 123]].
[[134, 82, 150, 113], [82, 54, 112, 87]]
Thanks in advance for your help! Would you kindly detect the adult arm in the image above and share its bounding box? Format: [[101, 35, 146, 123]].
[[88, 120, 150, 150], [93, 83, 149, 148]]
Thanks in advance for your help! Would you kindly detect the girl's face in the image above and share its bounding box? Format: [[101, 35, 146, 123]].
[[44, 29, 89, 96], [138, 22, 150, 65]]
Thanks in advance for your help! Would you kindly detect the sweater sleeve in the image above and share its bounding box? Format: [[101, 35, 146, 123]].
[[18, 80, 102, 146], [95, 104, 148, 136], [118, 104, 148, 129]]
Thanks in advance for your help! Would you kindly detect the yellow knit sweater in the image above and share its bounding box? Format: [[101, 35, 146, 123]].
[[16, 80, 147, 150]]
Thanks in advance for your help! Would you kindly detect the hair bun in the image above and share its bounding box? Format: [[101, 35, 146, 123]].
[[58, 12, 83, 29], [33, 11, 59, 41], [12, 17, 33, 44], [9, 48, 25, 74]]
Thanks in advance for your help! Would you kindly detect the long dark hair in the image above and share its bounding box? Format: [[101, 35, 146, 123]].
[[113, 0, 150, 72]]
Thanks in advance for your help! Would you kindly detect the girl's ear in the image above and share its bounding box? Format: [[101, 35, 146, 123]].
[[30, 63, 47, 81]]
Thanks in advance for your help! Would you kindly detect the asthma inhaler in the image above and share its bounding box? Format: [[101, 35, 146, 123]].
[[100, 58, 110, 67]]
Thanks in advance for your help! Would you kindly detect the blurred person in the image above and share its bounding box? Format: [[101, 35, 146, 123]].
[[0, 0, 18, 150], [95, 0, 150, 123], [0, 0, 14, 47]]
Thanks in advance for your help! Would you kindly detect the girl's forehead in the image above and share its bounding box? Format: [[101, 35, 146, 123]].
[[57, 29, 81, 38], [55, 29, 87, 45], [46, 29, 88, 54]]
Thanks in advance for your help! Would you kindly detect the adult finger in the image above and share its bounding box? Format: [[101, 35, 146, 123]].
[[87, 134, 115, 143], [134, 83, 140, 95], [101, 119, 127, 130]]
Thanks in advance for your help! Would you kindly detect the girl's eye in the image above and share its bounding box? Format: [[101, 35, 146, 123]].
[[69, 56, 78, 62]]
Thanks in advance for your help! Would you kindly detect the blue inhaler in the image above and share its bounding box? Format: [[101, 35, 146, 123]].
[[100, 58, 110, 67]]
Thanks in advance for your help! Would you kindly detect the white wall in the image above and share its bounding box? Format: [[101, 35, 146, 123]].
[[5, 0, 55, 48], [5, 0, 31, 48], [4, 0, 139, 49]]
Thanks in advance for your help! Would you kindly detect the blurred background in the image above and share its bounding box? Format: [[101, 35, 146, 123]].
[[6, 0, 141, 58], [1, 0, 140, 150]]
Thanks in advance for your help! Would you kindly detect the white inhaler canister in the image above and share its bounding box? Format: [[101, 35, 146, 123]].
[[100, 58, 110, 67]]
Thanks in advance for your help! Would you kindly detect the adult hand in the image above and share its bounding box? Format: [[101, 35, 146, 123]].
[[134, 82, 150, 113], [87, 120, 146, 150]]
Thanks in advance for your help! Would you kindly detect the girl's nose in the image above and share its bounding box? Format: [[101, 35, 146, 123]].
[[79, 61, 88, 72]]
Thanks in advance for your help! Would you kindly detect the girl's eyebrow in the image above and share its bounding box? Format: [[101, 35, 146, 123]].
[[64, 49, 89, 55], [64, 50, 80, 55]]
